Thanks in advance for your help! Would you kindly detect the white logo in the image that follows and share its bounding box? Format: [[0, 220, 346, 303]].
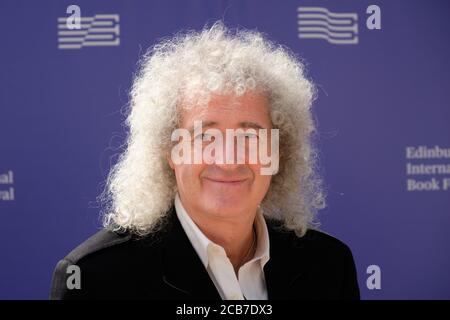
[[66, 265, 81, 290], [297, 6, 382, 45], [58, 5, 120, 50], [297, 6, 359, 45], [0, 170, 14, 201], [366, 265, 381, 290], [366, 5, 382, 30], [405, 145, 450, 192]]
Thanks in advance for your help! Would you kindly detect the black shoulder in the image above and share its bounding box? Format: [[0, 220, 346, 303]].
[[266, 221, 352, 253], [50, 229, 133, 300], [63, 229, 132, 264], [266, 223, 360, 299], [50, 228, 167, 300], [287, 228, 356, 263], [298, 229, 360, 299], [301, 229, 353, 252]]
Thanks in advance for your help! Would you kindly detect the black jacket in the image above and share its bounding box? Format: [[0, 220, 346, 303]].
[[50, 207, 360, 300]]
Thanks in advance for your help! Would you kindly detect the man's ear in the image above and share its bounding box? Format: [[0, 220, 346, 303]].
[[166, 151, 175, 170]]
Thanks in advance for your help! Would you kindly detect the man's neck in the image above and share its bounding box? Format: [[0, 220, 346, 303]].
[[180, 200, 257, 274]]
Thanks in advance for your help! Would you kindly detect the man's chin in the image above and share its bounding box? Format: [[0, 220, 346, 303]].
[[201, 195, 250, 217]]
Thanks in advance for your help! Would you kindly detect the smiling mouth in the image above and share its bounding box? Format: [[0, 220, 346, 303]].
[[203, 177, 247, 185]]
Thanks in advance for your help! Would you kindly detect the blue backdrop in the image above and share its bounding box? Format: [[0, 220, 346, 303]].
[[1, 0, 449, 299]]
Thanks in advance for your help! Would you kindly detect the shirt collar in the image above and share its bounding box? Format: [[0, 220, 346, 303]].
[[174, 193, 270, 268], [252, 209, 271, 268]]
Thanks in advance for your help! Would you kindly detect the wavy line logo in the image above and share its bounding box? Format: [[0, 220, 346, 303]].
[[57, 7, 120, 50], [297, 6, 358, 45]]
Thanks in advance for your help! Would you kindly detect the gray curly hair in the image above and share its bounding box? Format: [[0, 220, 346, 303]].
[[99, 21, 326, 237]]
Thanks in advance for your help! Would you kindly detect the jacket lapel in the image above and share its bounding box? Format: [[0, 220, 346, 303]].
[[158, 208, 308, 300], [159, 207, 221, 299], [264, 222, 308, 299]]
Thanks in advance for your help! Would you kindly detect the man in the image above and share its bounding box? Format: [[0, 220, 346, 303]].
[[50, 22, 360, 300]]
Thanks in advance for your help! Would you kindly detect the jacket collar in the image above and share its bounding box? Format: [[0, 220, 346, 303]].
[[159, 206, 306, 299], [159, 207, 221, 299], [263, 220, 308, 299]]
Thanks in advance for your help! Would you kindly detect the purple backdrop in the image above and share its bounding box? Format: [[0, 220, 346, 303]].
[[1, 0, 449, 299]]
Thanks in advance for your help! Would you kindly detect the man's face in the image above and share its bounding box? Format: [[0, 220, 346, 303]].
[[168, 91, 274, 221]]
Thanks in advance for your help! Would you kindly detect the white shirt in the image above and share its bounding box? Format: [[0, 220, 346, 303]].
[[174, 194, 270, 300]]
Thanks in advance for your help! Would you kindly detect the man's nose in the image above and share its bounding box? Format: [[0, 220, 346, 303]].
[[216, 137, 247, 166]]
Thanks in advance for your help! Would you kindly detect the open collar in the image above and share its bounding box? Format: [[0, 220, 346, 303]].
[[159, 206, 306, 299]]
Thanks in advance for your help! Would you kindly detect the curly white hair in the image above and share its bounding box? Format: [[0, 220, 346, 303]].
[[99, 21, 326, 237]]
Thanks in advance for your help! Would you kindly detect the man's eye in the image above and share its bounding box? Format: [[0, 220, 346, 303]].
[[240, 133, 258, 139], [195, 133, 213, 141]]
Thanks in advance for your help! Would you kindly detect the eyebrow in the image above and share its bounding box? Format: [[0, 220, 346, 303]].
[[239, 121, 265, 130], [187, 120, 266, 134]]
